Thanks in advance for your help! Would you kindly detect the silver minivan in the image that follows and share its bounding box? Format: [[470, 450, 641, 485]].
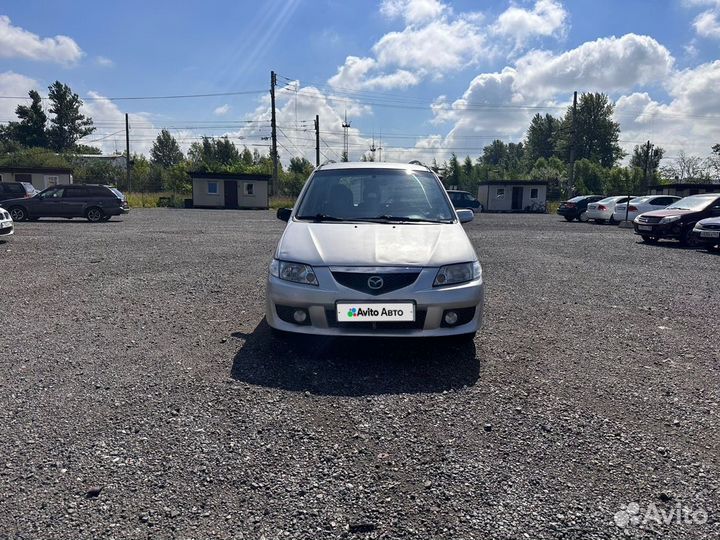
[[266, 162, 484, 339]]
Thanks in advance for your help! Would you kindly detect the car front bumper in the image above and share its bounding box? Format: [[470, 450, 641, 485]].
[[0, 221, 14, 237], [692, 227, 720, 245], [633, 222, 683, 239], [266, 267, 484, 337]]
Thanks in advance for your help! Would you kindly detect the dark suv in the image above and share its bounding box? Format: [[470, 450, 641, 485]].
[[447, 190, 482, 212], [2, 184, 129, 222], [557, 195, 605, 222], [0, 182, 36, 204]]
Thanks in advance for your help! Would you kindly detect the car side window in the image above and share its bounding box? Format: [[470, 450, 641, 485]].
[[40, 188, 64, 199]]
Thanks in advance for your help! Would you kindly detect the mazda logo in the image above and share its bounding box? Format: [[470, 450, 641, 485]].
[[367, 276, 384, 290]]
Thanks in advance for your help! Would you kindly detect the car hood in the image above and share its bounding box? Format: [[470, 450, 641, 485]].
[[276, 221, 477, 267], [640, 209, 695, 218], [697, 216, 720, 225]]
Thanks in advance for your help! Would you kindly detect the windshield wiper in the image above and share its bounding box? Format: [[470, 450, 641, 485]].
[[356, 215, 451, 224], [296, 213, 346, 222]]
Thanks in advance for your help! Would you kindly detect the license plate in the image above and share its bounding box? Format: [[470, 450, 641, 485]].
[[336, 302, 415, 322], [638, 225, 652, 231], [700, 230, 720, 238]]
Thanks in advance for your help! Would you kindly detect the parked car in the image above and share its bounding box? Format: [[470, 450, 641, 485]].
[[692, 217, 720, 252], [557, 195, 605, 222], [447, 190, 482, 213], [0, 207, 13, 241], [633, 193, 720, 245], [268, 162, 484, 339], [2, 184, 130, 223], [0, 181, 36, 205], [586, 196, 635, 223], [613, 195, 681, 222]]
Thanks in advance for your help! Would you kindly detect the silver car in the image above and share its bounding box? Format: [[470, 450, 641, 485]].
[[266, 162, 484, 339]]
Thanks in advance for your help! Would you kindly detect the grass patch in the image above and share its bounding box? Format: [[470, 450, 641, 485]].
[[126, 192, 189, 208], [270, 196, 296, 209], [546, 201, 561, 214]]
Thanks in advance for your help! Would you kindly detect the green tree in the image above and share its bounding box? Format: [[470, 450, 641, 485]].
[[630, 141, 664, 188], [446, 153, 461, 187], [0, 147, 71, 169], [72, 144, 102, 155], [240, 146, 254, 166], [72, 159, 122, 185], [481, 140, 508, 166], [573, 159, 607, 195], [530, 156, 566, 199], [524, 113, 559, 165], [11, 90, 48, 148], [289, 156, 313, 175], [150, 129, 184, 168], [556, 93, 623, 168], [46, 81, 95, 152]]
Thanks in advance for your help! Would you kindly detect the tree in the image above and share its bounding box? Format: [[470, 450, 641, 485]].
[[73, 144, 102, 155], [524, 113, 559, 164], [288, 156, 313, 176], [573, 159, 606, 195], [46, 81, 95, 152], [240, 146, 254, 166], [0, 147, 71, 169], [660, 150, 709, 182], [11, 90, 48, 148], [446, 153, 461, 187], [188, 136, 240, 170], [555, 92, 623, 168], [630, 141, 664, 188], [151, 129, 184, 168], [481, 140, 508, 166]]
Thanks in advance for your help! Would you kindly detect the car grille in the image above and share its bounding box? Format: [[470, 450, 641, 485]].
[[636, 215, 662, 224], [702, 223, 720, 230], [331, 271, 420, 296], [326, 309, 427, 330]]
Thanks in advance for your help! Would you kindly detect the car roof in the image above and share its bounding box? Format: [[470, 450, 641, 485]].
[[317, 161, 432, 173]]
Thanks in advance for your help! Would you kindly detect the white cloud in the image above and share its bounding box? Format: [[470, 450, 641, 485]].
[[327, 56, 421, 90], [514, 34, 674, 100], [380, 0, 448, 24], [96, 56, 113, 67], [492, 0, 568, 47], [214, 104, 231, 116], [373, 18, 486, 72], [694, 9, 720, 38], [0, 71, 38, 120], [0, 16, 83, 64]]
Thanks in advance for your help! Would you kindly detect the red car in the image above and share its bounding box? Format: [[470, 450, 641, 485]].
[[633, 193, 720, 246]]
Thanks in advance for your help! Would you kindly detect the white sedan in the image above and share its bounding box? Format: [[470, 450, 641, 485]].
[[586, 196, 635, 223], [0, 207, 14, 240], [613, 195, 681, 222]]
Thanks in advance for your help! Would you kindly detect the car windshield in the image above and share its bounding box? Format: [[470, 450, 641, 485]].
[[295, 168, 455, 223], [629, 197, 651, 204], [666, 195, 718, 211], [598, 197, 620, 204]]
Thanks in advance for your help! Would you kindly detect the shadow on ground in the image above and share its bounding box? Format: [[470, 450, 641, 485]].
[[230, 319, 481, 397]]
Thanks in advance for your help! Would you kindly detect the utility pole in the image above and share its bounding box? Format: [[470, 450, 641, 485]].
[[125, 113, 131, 192], [314, 114, 320, 167], [341, 110, 351, 162], [568, 91, 577, 195], [369, 134, 376, 162], [270, 71, 278, 196], [643, 140, 651, 190]]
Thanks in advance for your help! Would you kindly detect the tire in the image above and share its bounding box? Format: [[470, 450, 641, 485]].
[[578, 211, 589, 223], [641, 235, 658, 244], [679, 229, 701, 248], [564, 216, 574, 222], [86, 207, 104, 223], [708, 244, 720, 253], [609, 216, 617, 225], [8, 206, 27, 222]]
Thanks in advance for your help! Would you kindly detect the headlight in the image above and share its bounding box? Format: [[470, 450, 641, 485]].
[[269, 259, 318, 286], [433, 261, 481, 287], [660, 215, 681, 224]]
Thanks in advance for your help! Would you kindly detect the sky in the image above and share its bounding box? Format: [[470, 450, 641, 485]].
[[1, 0, 719, 167]]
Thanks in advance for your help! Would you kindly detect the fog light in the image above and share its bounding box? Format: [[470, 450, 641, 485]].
[[444, 311, 458, 325], [293, 309, 308, 323]]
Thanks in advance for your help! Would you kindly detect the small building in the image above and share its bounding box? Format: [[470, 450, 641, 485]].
[[0, 166, 74, 190], [190, 171, 270, 209], [477, 181, 548, 212], [648, 183, 720, 197]]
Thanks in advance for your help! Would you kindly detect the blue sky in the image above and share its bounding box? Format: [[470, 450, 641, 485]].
[[1, 0, 719, 165]]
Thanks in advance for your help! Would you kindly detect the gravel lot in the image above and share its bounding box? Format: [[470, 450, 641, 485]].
[[0, 209, 718, 539]]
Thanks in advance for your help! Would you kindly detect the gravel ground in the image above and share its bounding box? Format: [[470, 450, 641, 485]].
[[0, 209, 718, 540]]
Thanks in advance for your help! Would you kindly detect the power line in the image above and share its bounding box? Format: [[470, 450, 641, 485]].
[[0, 90, 266, 101]]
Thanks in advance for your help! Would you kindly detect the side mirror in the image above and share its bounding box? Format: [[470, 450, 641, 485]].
[[456, 209, 474, 223], [276, 207, 292, 222]]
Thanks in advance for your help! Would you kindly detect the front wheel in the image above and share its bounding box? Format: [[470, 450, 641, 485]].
[[641, 235, 658, 244], [86, 207, 104, 223], [564, 216, 574, 222], [9, 206, 27, 222], [679, 228, 701, 247]]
